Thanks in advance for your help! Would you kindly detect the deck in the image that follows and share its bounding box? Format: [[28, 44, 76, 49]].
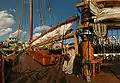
[[4, 52, 120, 83]]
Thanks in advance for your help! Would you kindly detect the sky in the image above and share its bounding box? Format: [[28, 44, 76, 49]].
[[0, 0, 120, 43], [0, 0, 81, 43]]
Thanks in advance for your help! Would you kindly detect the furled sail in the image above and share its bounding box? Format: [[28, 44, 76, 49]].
[[90, 1, 120, 22], [32, 22, 73, 45]]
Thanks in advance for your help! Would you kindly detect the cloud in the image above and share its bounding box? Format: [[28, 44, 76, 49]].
[[0, 10, 15, 36], [33, 25, 51, 33], [33, 33, 41, 39], [33, 25, 51, 39], [0, 28, 12, 36], [8, 8, 16, 12], [9, 29, 27, 38]]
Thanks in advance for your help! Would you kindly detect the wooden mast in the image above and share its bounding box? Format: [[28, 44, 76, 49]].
[[74, 32, 79, 56], [29, 0, 33, 43]]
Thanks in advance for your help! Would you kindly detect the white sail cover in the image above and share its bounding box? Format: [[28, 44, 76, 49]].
[[90, 1, 120, 22], [32, 22, 73, 45]]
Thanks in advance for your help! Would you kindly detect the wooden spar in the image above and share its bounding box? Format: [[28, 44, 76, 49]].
[[29, 0, 33, 43], [107, 24, 120, 30], [73, 32, 79, 56], [82, 41, 94, 61], [34, 31, 74, 46], [2, 53, 5, 83], [76, 0, 120, 8], [77, 23, 120, 30], [77, 24, 92, 29], [31, 16, 79, 44]]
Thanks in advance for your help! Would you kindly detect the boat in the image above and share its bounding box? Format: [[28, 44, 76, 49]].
[[1, 0, 120, 83]]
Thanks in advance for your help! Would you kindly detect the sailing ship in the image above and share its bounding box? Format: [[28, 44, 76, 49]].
[[1, 0, 120, 83]]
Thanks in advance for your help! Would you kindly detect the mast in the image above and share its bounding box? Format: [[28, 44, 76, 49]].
[[29, 0, 33, 44]]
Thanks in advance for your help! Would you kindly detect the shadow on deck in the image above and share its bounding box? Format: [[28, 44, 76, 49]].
[[5, 52, 120, 83]]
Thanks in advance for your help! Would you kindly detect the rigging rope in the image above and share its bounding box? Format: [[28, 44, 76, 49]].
[[117, 29, 119, 46], [47, 0, 52, 27], [38, 0, 44, 26], [16, 0, 25, 40], [111, 26, 114, 53], [46, 0, 57, 27], [87, 0, 92, 78], [46, 0, 60, 26]]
